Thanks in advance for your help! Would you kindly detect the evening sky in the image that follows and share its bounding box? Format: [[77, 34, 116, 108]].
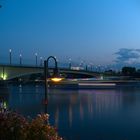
[[0, 0, 140, 66]]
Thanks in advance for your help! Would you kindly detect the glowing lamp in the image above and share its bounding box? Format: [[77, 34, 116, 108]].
[[1, 74, 7, 80], [50, 77, 63, 82]]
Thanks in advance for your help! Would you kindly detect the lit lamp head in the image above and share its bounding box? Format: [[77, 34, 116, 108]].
[[50, 68, 63, 82], [50, 77, 63, 82]]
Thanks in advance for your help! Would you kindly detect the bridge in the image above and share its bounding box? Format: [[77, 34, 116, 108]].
[[0, 64, 100, 80]]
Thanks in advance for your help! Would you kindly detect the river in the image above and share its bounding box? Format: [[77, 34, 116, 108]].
[[1, 83, 140, 140]]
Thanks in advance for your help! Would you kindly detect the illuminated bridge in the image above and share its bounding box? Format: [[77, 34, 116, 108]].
[[0, 64, 100, 80]]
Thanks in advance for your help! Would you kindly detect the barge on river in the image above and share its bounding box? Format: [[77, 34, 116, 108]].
[[48, 79, 140, 89]]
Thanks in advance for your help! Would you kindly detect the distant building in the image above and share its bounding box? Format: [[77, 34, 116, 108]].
[[71, 67, 84, 70]]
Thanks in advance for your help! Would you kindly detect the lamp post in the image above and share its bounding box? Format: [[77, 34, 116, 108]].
[[90, 63, 93, 71], [9, 49, 12, 65], [85, 65, 87, 71], [35, 53, 37, 66], [69, 58, 71, 69], [40, 57, 43, 66], [19, 54, 22, 65], [98, 65, 101, 72], [79, 60, 84, 70], [44, 56, 58, 103]]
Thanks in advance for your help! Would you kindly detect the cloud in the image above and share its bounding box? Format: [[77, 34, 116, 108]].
[[135, 49, 140, 52], [115, 48, 140, 64]]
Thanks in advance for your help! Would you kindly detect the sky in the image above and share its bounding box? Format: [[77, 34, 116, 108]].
[[1, 0, 140, 67]]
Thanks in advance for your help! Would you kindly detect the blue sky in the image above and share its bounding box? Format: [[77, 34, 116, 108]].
[[1, 0, 140, 66]]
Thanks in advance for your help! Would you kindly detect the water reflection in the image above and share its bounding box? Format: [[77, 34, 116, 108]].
[[46, 88, 140, 140], [0, 85, 9, 112], [48, 89, 123, 126], [1, 84, 140, 140], [5, 84, 45, 116]]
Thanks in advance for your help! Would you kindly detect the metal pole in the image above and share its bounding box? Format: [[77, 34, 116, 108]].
[[69, 58, 71, 69], [20, 54, 22, 65], [69, 62, 71, 69], [2, 66, 4, 80], [40, 57, 43, 66], [86, 65, 87, 71], [44, 56, 58, 106], [44, 60, 48, 101], [9, 49, 12, 65], [35, 53, 37, 66]]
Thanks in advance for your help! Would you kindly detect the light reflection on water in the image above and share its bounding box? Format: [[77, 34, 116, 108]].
[[1, 84, 140, 140]]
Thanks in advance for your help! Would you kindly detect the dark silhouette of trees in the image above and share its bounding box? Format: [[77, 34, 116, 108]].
[[122, 66, 136, 76]]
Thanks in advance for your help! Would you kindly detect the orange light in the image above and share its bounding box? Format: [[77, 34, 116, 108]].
[[50, 78, 63, 82]]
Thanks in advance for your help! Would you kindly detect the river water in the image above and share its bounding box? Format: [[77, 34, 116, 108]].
[[1, 83, 140, 140]]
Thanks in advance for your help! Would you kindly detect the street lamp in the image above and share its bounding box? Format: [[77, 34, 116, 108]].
[[79, 60, 84, 70], [98, 65, 101, 72], [35, 53, 37, 66], [69, 58, 71, 69], [19, 54, 22, 65], [9, 49, 12, 65], [44, 56, 63, 104], [90, 63, 93, 71], [40, 57, 43, 66], [85, 65, 88, 71]]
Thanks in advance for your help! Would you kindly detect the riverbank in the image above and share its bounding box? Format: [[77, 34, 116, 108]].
[[0, 109, 63, 140]]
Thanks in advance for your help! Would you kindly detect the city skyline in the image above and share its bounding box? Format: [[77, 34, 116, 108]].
[[1, 0, 140, 66]]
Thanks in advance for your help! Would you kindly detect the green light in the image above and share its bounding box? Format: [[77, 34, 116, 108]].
[[1, 73, 7, 80], [3, 101, 7, 109]]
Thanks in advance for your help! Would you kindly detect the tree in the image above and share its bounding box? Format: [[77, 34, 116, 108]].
[[121, 66, 136, 76]]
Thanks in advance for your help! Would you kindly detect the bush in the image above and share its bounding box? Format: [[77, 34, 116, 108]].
[[0, 111, 63, 140]]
